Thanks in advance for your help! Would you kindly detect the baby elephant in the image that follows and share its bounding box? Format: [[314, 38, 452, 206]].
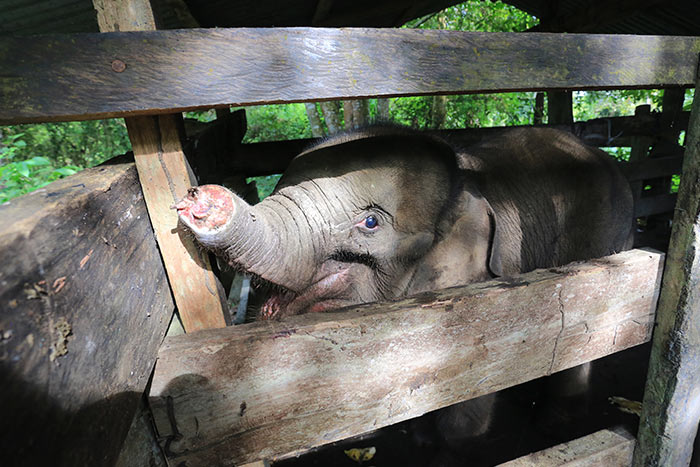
[[175, 125, 634, 458], [175, 125, 633, 319]]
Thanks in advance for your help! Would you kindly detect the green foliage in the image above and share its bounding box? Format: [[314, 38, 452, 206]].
[[248, 174, 282, 200], [239, 104, 313, 143], [404, 0, 538, 31], [0, 133, 80, 203]]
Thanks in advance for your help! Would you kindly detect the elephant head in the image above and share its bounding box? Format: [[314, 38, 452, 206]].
[[176, 126, 633, 320], [175, 128, 494, 319]]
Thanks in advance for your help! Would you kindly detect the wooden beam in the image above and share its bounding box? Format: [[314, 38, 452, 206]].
[[0, 158, 173, 466], [499, 428, 635, 466], [1, 30, 699, 124], [531, 0, 666, 33], [197, 112, 688, 177], [620, 155, 684, 182], [95, 1, 228, 332], [547, 90, 573, 125], [634, 194, 678, 218], [126, 115, 228, 330], [149, 249, 663, 466], [634, 60, 700, 467]]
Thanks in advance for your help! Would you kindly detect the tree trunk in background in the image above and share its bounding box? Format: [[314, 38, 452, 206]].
[[320, 101, 342, 134], [547, 90, 574, 125], [377, 98, 391, 122], [304, 103, 325, 137], [431, 95, 447, 129], [343, 101, 354, 130], [351, 99, 370, 128], [533, 92, 545, 125]]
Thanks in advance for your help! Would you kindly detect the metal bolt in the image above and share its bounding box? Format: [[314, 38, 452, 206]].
[[111, 59, 127, 73]]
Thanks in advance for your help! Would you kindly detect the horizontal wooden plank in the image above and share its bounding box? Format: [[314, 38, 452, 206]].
[[620, 155, 684, 182], [198, 112, 688, 177], [500, 428, 635, 466], [635, 193, 678, 217], [1, 29, 698, 124], [0, 157, 174, 466], [149, 249, 663, 466]]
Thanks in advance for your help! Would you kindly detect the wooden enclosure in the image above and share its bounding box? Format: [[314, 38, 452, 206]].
[[2, 0, 700, 466]]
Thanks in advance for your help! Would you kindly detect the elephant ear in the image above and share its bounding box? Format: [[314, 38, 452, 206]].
[[485, 200, 521, 278]]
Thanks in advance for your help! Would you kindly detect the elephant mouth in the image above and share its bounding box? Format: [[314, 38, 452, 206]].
[[258, 261, 356, 320]]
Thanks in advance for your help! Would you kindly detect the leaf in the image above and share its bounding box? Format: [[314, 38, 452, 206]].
[[25, 156, 51, 166], [17, 162, 30, 178], [344, 447, 376, 464], [54, 167, 78, 176]]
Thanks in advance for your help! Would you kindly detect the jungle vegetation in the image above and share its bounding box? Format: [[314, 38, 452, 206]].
[[0, 0, 693, 202]]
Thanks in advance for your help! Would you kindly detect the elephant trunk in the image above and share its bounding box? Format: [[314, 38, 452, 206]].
[[174, 185, 317, 293]]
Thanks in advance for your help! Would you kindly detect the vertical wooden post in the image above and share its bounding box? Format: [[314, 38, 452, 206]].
[[547, 90, 573, 125], [634, 62, 700, 466], [94, 0, 227, 332]]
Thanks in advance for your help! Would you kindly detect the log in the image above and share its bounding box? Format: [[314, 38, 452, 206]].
[[634, 62, 700, 466], [499, 428, 635, 466], [149, 249, 663, 466], [1, 29, 699, 124], [0, 157, 174, 466]]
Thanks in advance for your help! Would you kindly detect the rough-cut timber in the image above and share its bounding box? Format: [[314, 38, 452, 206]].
[[634, 193, 679, 218], [93, 0, 227, 331], [126, 115, 228, 331], [500, 428, 635, 466], [0, 158, 173, 466], [1, 29, 699, 124], [209, 112, 688, 177], [149, 249, 663, 466], [634, 69, 700, 467]]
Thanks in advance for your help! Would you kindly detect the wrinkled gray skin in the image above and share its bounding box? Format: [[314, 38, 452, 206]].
[[177, 126, 633, 319], [175, 126, 633, 454]]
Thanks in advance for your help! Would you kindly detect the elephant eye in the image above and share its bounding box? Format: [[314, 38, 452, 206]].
[[364, 215, 379, 229]]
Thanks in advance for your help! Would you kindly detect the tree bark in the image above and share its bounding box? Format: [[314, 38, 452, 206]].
[[547, 90, 574, 125], [431, 95, 447, 129], [377, 98, 391, 122], [343, 100, 354, 130], [319, 101, 342, 134], [351, 99, 369, 128], [533, 92, 545, 125], [304, 103, 325, 137]]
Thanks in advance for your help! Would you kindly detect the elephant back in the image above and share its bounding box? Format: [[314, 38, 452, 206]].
[[458, 127, 634, 276]]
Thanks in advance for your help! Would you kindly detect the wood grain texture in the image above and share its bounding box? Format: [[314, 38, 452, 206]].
[[634, 67, 700, 466], [149, 249, 663, 466], [126, 114, 228, 331], [93, 0, 156, 32], [500, 428, 635, 466], [0, 157, 173, 466], [1, 29, 698, 124], [218, 112, 689, 177]]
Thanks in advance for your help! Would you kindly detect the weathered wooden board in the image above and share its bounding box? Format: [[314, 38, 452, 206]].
[[500, 428, 635, 466], [214, 112, 689, 177], [126, 113, 228, 332], [634, 65, 700, 466], [620, 155, 684, 182], [149, 249, 663, 466], [95, 0, 228, 332], [634, 193, 678, 218], [1, 29, 698, 124], [0, 157, 173, 466]]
